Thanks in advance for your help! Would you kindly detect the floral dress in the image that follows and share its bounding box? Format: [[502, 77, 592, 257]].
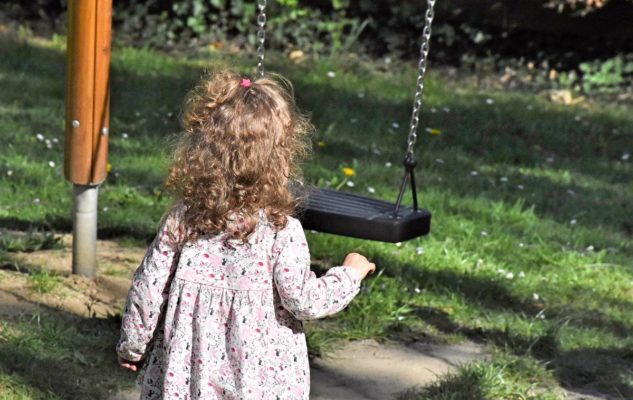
[[116, 207, 361, 400]]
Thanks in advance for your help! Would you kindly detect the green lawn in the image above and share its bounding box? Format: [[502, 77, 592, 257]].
[[1, 30, 632, 399]]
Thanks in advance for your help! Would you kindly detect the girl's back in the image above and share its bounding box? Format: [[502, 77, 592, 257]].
[[116, 70, 375, 400]]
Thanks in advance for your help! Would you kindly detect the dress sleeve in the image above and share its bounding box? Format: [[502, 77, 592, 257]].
[[116, 205, 185, 361], [272, 218, 361, 321]]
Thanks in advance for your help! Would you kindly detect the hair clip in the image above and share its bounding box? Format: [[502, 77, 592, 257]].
[[240, 78, 252, 88]]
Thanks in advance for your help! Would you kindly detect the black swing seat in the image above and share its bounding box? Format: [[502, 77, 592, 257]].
[[297, 187, 431, 243]]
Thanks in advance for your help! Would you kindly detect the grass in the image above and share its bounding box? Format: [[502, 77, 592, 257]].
[[0, 314, 130, 399], [397, 354, 565, 400], [0, 28, 632, 399], [0, 231, 62, 253], [26, 271, 62, 295]]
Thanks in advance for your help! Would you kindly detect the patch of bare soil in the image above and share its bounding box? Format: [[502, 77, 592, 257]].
[[0, 234, 145, 319]]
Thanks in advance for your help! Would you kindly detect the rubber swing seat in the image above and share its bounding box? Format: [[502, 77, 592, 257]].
[[297, 187, 431, 243]]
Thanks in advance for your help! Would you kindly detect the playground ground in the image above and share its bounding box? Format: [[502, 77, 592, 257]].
[[0, 26, 632, 399]]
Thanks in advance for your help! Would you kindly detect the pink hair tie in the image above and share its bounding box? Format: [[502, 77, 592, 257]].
[[240, 78, 252, 88]]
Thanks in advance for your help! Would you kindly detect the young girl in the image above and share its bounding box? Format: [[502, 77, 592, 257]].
[[116, 70, 375, 399]]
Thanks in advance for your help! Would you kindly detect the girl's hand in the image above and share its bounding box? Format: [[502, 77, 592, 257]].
[[343, 252, 376, 280], [118, 355, 143, 372]]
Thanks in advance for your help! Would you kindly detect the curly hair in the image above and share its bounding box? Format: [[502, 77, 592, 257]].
[[165, 70, 312, 243]]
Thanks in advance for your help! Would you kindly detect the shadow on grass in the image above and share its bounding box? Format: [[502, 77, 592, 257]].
[[380, 259, 633, 398], [0, 308, 134, 400], [1, 35, 632, 252]]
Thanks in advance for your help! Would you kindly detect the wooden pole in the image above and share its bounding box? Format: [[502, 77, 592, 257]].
[[65, 0, 112, 277]]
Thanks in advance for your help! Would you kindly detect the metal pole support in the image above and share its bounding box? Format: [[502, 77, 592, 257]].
[[72, 185, 99, 277], [65, 0, 112, 277]]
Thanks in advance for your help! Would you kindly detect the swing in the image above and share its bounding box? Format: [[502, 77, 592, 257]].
[[254, 0, 435, 243]]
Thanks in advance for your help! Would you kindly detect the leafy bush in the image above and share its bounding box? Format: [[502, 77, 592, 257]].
[[579, 54, 633, 93]]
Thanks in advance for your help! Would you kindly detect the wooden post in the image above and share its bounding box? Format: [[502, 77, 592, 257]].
[[65, 0, 112, 277]]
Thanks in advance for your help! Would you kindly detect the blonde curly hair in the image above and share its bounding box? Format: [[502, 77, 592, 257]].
[[165, 70, 312, 243]]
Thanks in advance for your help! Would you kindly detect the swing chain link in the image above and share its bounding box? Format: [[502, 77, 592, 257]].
[[405, 0, 436, 159], [256, 0, 267, 77]]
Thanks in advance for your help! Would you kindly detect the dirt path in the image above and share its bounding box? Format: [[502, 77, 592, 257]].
[[108, 339, 486, 400], [310, 339, 485, 399]]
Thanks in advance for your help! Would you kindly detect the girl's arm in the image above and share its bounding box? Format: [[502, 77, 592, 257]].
[[116, 205, 184, 362], [272, 218, 362, 320]]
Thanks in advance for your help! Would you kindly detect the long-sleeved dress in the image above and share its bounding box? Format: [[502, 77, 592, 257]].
[[116, 208, 361, 400]]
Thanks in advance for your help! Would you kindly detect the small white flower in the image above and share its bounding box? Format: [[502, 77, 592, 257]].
[[385, 162, 392, 168], [7, 170, 13, 176], [391, 122, 400, 129], [414, 287, 421, 294], [518, 271, 525, 278], [517, 185, 524, 190], [135, 111, 141, 117], [497, 268, 506, 274], [167, 112, 174, 118], [505, 272, 514, 280], [518, 242, 525, 248], [346, 181, 355, 187], [33, 198, 40, 204], [570, 219, 577, 225], [367, 186, 376, 194], [326, 71, 336, 78], [574, 115, 582, 121], [586, 245, 594, 252], [500, 176, 508, 182], [36, 133, 45, 141], [102, 207, 109, 212], [395, 242, 402, 247], [442, 107, 450, 113], [48, 161, 55, 168], [310, 230, 317, 234], [430, 107, 437, 113], [415, 246, 424, 255], [52, 138, 59, 144], [435, 158, 444, 164], [384, 57, 392, 64], [485, 98, 494, 105], [357, 92, 365, 98], [532, 293, 540, 301], [121, 132, 129, 139], [470, 170, 479, 176], [397, 316, 405, 321], [622, 153, 630, 161], [480, 231, 488, 236]]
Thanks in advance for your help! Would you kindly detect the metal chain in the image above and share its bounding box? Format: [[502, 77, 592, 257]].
[[256, 0, 267, 77], [405, 0, 436, 158]]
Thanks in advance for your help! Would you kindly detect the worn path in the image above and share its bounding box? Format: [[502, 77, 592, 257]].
[[109, 339, 487, 400]]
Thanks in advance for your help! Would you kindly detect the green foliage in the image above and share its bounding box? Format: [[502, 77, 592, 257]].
[[112, 0, 369, 56], [579, 54, 633, 93], [0, 231, 62, 253]]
